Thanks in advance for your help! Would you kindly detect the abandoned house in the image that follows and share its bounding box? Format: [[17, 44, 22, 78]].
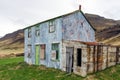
[[24, 9, 120, 77]]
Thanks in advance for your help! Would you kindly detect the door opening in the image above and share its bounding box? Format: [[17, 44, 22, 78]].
[[35, 45, 40, 65], [77, 48, 82, 67], [66, 47, 74, 73]]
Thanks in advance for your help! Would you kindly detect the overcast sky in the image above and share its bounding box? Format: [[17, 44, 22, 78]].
[[0, 0, 120, 36]]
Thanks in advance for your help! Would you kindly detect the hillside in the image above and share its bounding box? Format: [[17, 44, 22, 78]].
[[85, 13, 120, 46], [85, 13, 120, 31], [0, 13, 120, 56], [0, 29, 24, 55], [95, 24, 120, 45]]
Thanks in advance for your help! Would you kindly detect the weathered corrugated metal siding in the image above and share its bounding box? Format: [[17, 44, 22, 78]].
[[62, 11, 95, 42], [24, 18, 63, 69]]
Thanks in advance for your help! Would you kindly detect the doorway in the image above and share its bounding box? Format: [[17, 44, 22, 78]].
[[35, 45, 40, 65], [66, 47, 74, 73]]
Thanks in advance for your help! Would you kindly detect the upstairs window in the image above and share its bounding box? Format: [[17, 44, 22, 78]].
[[35, 25, 40, 36], [51, 43, 59, 60], [49, 20, 55, 33], [28, 28, 31, 38]]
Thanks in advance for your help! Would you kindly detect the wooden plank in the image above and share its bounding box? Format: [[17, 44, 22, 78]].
[[93, 46, 96, 72]]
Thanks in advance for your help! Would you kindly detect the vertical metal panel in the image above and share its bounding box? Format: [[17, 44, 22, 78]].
[[93, 46, 96, 72], [87, 46, 90, 72], [106, 46, 109, 68], [97, 45, 103, 71]]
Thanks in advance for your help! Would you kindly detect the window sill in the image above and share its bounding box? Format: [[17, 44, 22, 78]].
[[51, 59, 60, 62]]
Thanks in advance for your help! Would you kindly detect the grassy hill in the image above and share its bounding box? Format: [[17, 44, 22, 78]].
[[85, 13, 120, 31], [0, 57, 120, 80], [0, 29, 24, 56], [101, 33, 120, 46], [95, 24, 120, 46], [85, 13, 120, 46]]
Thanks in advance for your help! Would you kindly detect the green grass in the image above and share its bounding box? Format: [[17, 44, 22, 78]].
[[0, 57, 83, 80], [93, 65, 120, 80], [0, 57, 24, 65], [0, 63, 83, 80], [0, 57, 120, 80]]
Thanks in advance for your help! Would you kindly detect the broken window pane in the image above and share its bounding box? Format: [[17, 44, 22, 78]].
[[35, 25, 40, 36], [28, 45, 32, 58], [51, 43, 59, 60]]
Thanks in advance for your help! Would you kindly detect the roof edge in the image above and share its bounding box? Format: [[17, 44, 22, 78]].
[[24, 9, 96, 31], [80, 11, 96, 31], [24, 9, 80, 30]]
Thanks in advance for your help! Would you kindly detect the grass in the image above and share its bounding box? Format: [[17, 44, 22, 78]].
[[0, 57, 24, 65], [0, 57, 120, 80], [93, 65, 120, 80], [0, 57, 83, 80]]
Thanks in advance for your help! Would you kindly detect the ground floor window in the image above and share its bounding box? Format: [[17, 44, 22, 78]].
[[28, 45, 32, 58], [40, 44, 46, 60], [51, 43, 59, 60], [77, 48, 82, 66]]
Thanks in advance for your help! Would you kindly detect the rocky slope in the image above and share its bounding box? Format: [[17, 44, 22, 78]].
[[85, 13, 120, 46], [85, 13, 120, 31]]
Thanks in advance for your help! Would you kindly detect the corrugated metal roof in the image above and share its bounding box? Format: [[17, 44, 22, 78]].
[[68, 40, 98, 46], [82, 42, 99, 46]]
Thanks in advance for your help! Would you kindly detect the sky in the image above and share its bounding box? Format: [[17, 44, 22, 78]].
[[0, 0, 120, 37]]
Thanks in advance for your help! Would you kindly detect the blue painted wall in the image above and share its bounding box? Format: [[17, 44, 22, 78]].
[[24, 10, 95, 69], [62, 11, 95, 42], [24, 18, 63, 69]]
